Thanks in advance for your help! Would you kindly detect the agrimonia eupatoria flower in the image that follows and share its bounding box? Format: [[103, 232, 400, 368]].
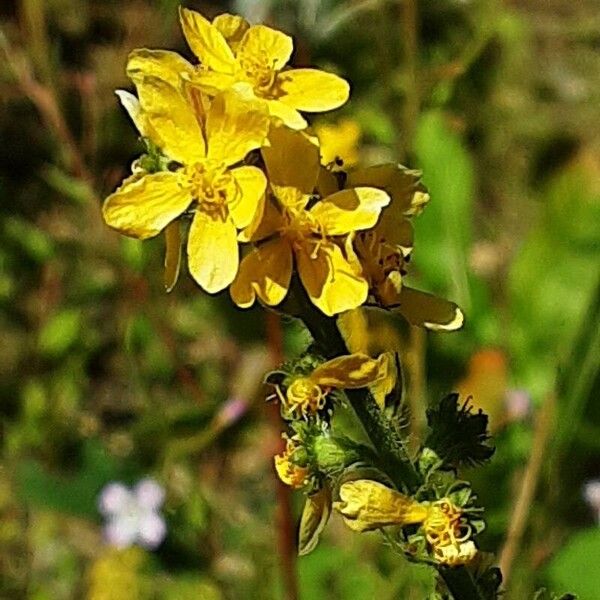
[[268, 352, 389, 420], [230, 126, 390, 315], [334, 479, 477, 566], [321, 161, 464, 330], [103, 83, 269, 293], [179, 8, 350, 129]]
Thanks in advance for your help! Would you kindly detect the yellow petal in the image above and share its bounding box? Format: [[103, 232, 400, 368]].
[[278, 69, 350, 112], [316, 166, 340, 198], [311, 187, 390, 236], [179, 7, 236, 73], [346, 164, 429, 216], [230, 238, 292, 308], [237, 25, 293, 71], [206, 90, 269, 165], [392, 287, 465, 331], [334, 480, 428, 532], [337, 308, 370, 354], [298, 488, 331, 556], [115, 90, 147, 137], [103, 172, 191, 239], [136, 76, 206, 164], [187, 209, 238, 293], [315, 118, 361, 167], [262, 125, 319, 193], [312, 353, 383, 388], [229, 166, 267, 228], [163, 220, 182, 292], [297, 242, 368, 316], [238, 194, 285, 243], [369, 353, 397, 410], [265, 99, 307, 130], [383, 219, 414, 254], [212, 13, 250, 51], [126, 48, 194, 89], [188, 69, 236, 96]]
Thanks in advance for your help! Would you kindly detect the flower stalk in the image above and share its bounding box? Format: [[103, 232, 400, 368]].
[[286, 280, 490, 600], [100, 7, 500, 599]]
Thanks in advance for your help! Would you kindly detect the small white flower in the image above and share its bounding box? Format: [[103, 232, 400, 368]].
[[98, 478, 166, 549]]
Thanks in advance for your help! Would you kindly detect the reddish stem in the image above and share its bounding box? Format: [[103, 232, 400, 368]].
[[265, 311, 299, 600]]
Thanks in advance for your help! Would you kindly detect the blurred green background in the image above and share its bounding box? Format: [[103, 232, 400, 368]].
[[0, 0, 599, 598]]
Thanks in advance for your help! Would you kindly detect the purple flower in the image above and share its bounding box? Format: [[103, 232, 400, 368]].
[[98, 478, 166, 549]]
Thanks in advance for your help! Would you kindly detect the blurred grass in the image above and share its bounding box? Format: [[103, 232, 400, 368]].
[[1, 0, 599, 598]]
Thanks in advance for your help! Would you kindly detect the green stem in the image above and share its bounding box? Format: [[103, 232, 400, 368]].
[[292, 293, 419, 492]]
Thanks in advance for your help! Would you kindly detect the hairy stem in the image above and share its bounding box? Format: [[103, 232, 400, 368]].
[[286, 280, 490, 599], [294, 295, 419, 492]]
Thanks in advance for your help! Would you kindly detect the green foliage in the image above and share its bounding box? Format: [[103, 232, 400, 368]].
[[546, 529, 600, 600], [38, 308, 83, 358]]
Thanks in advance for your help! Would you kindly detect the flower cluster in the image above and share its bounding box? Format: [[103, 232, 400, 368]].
[[102, 5, 480, 575], [103, 7, 462, 326]]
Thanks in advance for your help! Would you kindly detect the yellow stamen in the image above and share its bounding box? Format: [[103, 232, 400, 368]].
[[284, 377, 328, 418], [185, 160, 236, 221]]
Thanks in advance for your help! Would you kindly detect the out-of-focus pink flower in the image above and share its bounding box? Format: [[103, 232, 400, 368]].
[[98, 478, 166, 549], [215, 397, 248, 428], [504, 389, 532, 423]]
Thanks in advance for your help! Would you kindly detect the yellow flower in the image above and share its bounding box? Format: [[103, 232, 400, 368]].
[[334, 480, 477, 566], [103, 82, 269, 293], [334, 479, 428, 532], [333, 164, 464, 331], [314, 118, 361, 170], [273, 353, 388, 419], [274, 436, 309, 489], [179, 8, 350, 129], [230, 126, 390, 316]]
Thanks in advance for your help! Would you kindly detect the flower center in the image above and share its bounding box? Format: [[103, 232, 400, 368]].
[[278, 207, 326, 256], [237, 52, 278, 97], [285, 377, 328, 417], [185, 160, 236, 220]]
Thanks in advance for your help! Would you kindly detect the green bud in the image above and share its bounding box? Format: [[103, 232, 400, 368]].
[[313, 435, 359, 474]]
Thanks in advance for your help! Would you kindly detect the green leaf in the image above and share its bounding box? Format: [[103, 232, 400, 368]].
[[38, 308, 82, 358], [413, 110, 475, 312], [547, 528, 600, 600], [16, 440, 120, 517]]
